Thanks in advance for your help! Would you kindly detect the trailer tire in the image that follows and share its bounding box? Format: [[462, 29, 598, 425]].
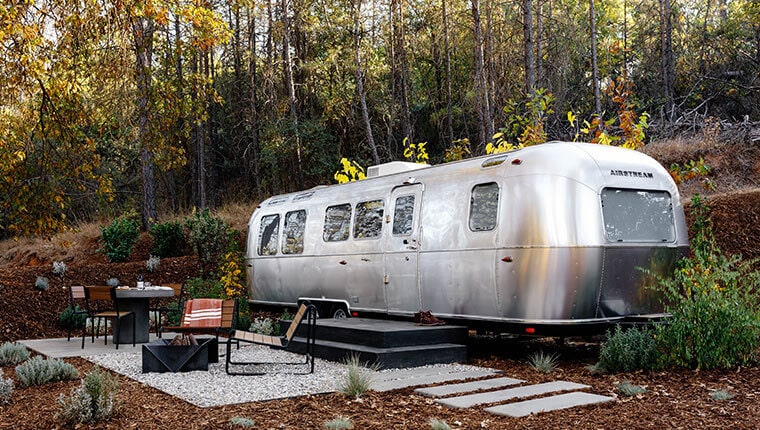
[[330, 306, 348, 319]]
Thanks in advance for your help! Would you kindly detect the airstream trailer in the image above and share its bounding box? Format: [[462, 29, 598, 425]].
[[246, 141, 689, 335]]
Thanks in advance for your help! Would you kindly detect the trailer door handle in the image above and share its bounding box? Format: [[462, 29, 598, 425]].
[[339, 260, 347, 265]]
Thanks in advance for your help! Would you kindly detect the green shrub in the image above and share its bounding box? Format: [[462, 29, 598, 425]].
[[597, 325, 658, 373], [100, 216, 140, 263], [184, 277, 224, 299], [0, 372, 13, 405], [58, 305, 87, 331], [34, 276, 49, 291], [249, 317, 274, 335], [52, 261, 67, 277], [324, 416, 354, 429], [710, 390, 734, 401], [15, 356, 79, 387], [616, 381, 647, 397], [106, 277, 119, 287], [56, 367, 118, 425], [185, 210, 233, 268], [339, 353, 378, 399], [0, 342, 30, 366], [528, 350, 559, 373], [429, 418, 452, 430], [648, 196, 760, 370], [146, 255, 160, 272], [149, 221, 186, 258], [230, 416, 256, 428]]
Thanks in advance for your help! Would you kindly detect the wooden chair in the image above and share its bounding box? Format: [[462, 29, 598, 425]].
[[225, 303, 317, 376], [65, 286, 91, 342], [150, 283, 185, 338], [83, 286, 135, 349], [160, 298, 237, 344]]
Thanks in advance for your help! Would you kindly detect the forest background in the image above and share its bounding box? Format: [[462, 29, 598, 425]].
[[1, 0, 758, 238]]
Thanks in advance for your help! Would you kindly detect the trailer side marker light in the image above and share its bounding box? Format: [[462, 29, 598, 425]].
[[511, 158, 522, 165], [501, 256, 513, 262], [351, 311, 359, 317], [525, 327, 536, 334]]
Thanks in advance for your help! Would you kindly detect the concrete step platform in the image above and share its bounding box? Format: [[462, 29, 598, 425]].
[[282, 317, 469, 369], [435, 381, 590, 408], [283, 317, 468, 348], [372, 368, 502, 392], [484, 392, 615, 417], [414, 376, 524, 397]]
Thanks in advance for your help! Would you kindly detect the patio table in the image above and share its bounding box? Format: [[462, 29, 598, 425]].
[[112, 286, 174, 344]]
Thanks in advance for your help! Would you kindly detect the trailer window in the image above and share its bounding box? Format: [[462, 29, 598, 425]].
[[602, 188, 676, 242], [323, 204, 352, 242], [469, 183, 499, 231], [282, 210, 306, 254], [354, 200, 384, 239], [392, 195, 415, 235], [257, 214, 280, 256]]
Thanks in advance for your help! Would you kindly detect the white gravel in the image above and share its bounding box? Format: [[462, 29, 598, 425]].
[[85, 343, 491, 408]]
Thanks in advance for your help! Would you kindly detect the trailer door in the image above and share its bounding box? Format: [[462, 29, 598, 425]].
[[384, 184, 423, 314]]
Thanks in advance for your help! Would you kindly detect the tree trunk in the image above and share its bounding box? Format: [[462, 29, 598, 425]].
[[442, 0, 454, 147], [536, 0, 544, 88], [524, 0, 536, 94], [247, 7, 263, 202], [392, 0, 413, 146], [589, 0, 601, 115], [282, 0, 304, 189], [659, 0, 675, 120], [132, 16, 156, 229], [472, 0, 492, 151], [354, 0, 381, 165]]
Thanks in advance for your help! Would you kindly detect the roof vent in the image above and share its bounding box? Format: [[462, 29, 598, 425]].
[[367, 161, 429, 178]]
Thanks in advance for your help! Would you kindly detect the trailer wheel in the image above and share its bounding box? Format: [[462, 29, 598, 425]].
[[330, 305, 348, 319]]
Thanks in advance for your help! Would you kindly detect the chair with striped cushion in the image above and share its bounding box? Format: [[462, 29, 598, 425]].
[[160, 298, 237, 344], [225, 303, 317, 375]]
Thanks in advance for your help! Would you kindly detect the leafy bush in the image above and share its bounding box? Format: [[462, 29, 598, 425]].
[[56, 367, 118, 425], [229, 416, 256, 428], [710, 390, 734, 401], [429, 418, 452, 430], [616, 381, 647, 397], [58, 305, 87, 331], [339, 353, 378, 399], [597, 325, 658, 373], [184, 277, 224, 299], [15, 356, 79, 387], [34, 276, 49, 291], [249, 317, 274, 335], [324, 416, 354, 429], [648, 196, 760, 370], [0, 342, 30, 366], [149, 221, 186, 258], [146, 255, 160, 272], [52, 261, 67, 277], [528, 350, 559, 373], [106, 277, 119, 287], [185, 210, 232, 268], [0, 372, 13, 405], [100, 216, 140, 263]]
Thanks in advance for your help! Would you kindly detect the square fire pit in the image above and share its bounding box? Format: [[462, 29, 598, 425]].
[[142, 337, 218, 373]]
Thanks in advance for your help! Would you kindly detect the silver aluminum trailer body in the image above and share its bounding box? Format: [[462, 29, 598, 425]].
[[245, 142, 689, 335]]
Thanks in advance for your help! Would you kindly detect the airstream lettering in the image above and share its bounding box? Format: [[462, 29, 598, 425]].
[[246, 142, 689, 335]]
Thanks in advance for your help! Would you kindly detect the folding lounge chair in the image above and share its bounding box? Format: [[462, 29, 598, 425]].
[[225, 303, 317, 376]]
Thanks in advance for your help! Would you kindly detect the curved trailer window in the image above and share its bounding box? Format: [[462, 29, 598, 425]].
[[469, 182, 499, 231], [258, 214, 280, 255], [354, 200, 384, 239], [602, 188, 676, 242], [323, 204, 352, 242], [282, 210, 307, 254]]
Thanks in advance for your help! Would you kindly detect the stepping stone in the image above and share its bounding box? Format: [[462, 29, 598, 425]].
[[435, 381, 589, 408], [372, 369, 500, 392], [485, 392, 615, 417], [415, 377, 524, 397]]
